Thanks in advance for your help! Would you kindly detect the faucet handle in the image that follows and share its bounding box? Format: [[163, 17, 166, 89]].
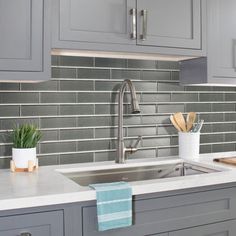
[[133, 135, 142, 149], [126, 136, 142, 154]]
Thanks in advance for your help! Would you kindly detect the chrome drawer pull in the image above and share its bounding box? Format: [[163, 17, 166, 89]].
[[20, 233, 32, 236], [140, 9, 147, 40], [130, 8, 137, 39]]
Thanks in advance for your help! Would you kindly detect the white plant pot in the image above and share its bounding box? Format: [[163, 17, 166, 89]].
[[12, 147, 36, 169]]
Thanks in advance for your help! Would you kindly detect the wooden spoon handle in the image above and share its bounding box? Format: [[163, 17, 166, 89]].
[[173, 112, 187, 132], [170, 115, 182, 132], [186, 112, 196, 132]]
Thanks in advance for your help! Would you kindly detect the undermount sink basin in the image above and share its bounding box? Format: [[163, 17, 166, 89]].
[[61, 161, 221, 187]]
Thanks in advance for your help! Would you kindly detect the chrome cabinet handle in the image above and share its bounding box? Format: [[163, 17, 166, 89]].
[[130, 8, 137, 39], [20, 233, 32, 236], [140, 9, 147, 41]]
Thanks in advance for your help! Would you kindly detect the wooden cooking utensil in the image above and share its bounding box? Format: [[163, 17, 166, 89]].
[[173, 112, 187, 132], [186, 112, 196, 132], [214, 157, 236, 166], [170, 115, 182, 132]]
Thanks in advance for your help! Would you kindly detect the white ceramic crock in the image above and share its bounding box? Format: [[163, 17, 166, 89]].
[[179, 132, 200, 161], [12, 147, 36, 168]]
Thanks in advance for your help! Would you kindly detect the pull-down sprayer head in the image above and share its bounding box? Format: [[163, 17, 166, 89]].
[[122, 79, 140, 114]]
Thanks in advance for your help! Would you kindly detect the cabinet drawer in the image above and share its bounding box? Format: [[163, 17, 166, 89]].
[[169, 219, 236, 236], [82, 188, 236, 236], [0, 210, 63, 236]]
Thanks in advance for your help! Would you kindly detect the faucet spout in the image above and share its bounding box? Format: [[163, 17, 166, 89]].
[[116, 79, 141, 164]]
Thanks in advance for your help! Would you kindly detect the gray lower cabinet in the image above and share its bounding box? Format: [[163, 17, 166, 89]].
[[0, 210, 63, 236], [180, 0, 236, 85], [52, 0, 206, 57], [1, 186, 236, 236], [0, 0, 51, 82], [82, 187, 236, 236]]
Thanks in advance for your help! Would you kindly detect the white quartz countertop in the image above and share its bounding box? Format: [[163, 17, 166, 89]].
[[1, 152, 236, 211]]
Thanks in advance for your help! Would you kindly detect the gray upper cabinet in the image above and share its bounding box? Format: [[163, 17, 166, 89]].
[[208, 0, 236, 80], [58, 0, 136, 45], [52, 0, 206, 57], [180, 0, 236, 85], [0, 0, 50, 82], [136, 0, 202, 50]]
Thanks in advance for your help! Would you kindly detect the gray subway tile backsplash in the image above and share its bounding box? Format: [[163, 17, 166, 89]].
[[0, 106, 20, 117], [60, 153, 94, 164], [60, 80, 93, 91], [21, 81, 58, 91], [0, 118, 39, 130], [40, 141, 77, 154], [0, 92, 39, 103], [41, 117, 76, 128], [40, 130, 59, 141], [77, 68, 110, 79], [52, 68, 77, 78], [60, 129, 93, 140], [199, 93, 224, 101], [59, 56, 93, 67], [41, 92, 76, 103], [141, 93, 171, 102], [0, 83, 20, 91], [0, 55, 235, 168], [21, 105, 58, 116], [141, 71, 171, 81], [111, 69, 141, 80], [77, 92, 111, 103], [38, 155, 60, 166], [157, 147, 178, 157], [127, 59, 157, 69], [60, 104, 94, 115], [95, 58, 127, 68], [171, 93, 198, 102], [157, 61, 179, 70]]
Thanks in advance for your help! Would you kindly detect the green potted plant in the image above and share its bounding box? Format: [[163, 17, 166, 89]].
[[12, 124, 42, 169]]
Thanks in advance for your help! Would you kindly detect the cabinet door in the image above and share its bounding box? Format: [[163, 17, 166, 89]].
[[0, 211, 63, 236], [169, 220, 236, 236], [136, 0, 202, 49], [0, 0, 50, 81], [208, 0, 236, 80], [58, 0, 136, 45]]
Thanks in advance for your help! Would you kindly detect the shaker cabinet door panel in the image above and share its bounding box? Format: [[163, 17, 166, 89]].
[[208, 0, 236, 79], [0, 0, 43, 71], [136, 0, 202, 49], [59, 0, 136, 45], [169, 220, 236, 236], [0, 211, 64, 236]]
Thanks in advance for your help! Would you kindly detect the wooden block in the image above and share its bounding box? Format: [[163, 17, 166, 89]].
[[28, 160, 34, 172], [10, 160, 15, 172], [10, 159, 38, 173]]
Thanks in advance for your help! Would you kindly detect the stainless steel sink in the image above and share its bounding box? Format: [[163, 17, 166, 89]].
[[62, 162, 220, 186]]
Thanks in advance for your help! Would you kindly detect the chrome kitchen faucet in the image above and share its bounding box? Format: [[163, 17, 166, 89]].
[[116, 79, 141, 164]]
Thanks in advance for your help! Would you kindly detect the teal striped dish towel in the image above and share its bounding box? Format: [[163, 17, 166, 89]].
[[89, 182, 132, 231]]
